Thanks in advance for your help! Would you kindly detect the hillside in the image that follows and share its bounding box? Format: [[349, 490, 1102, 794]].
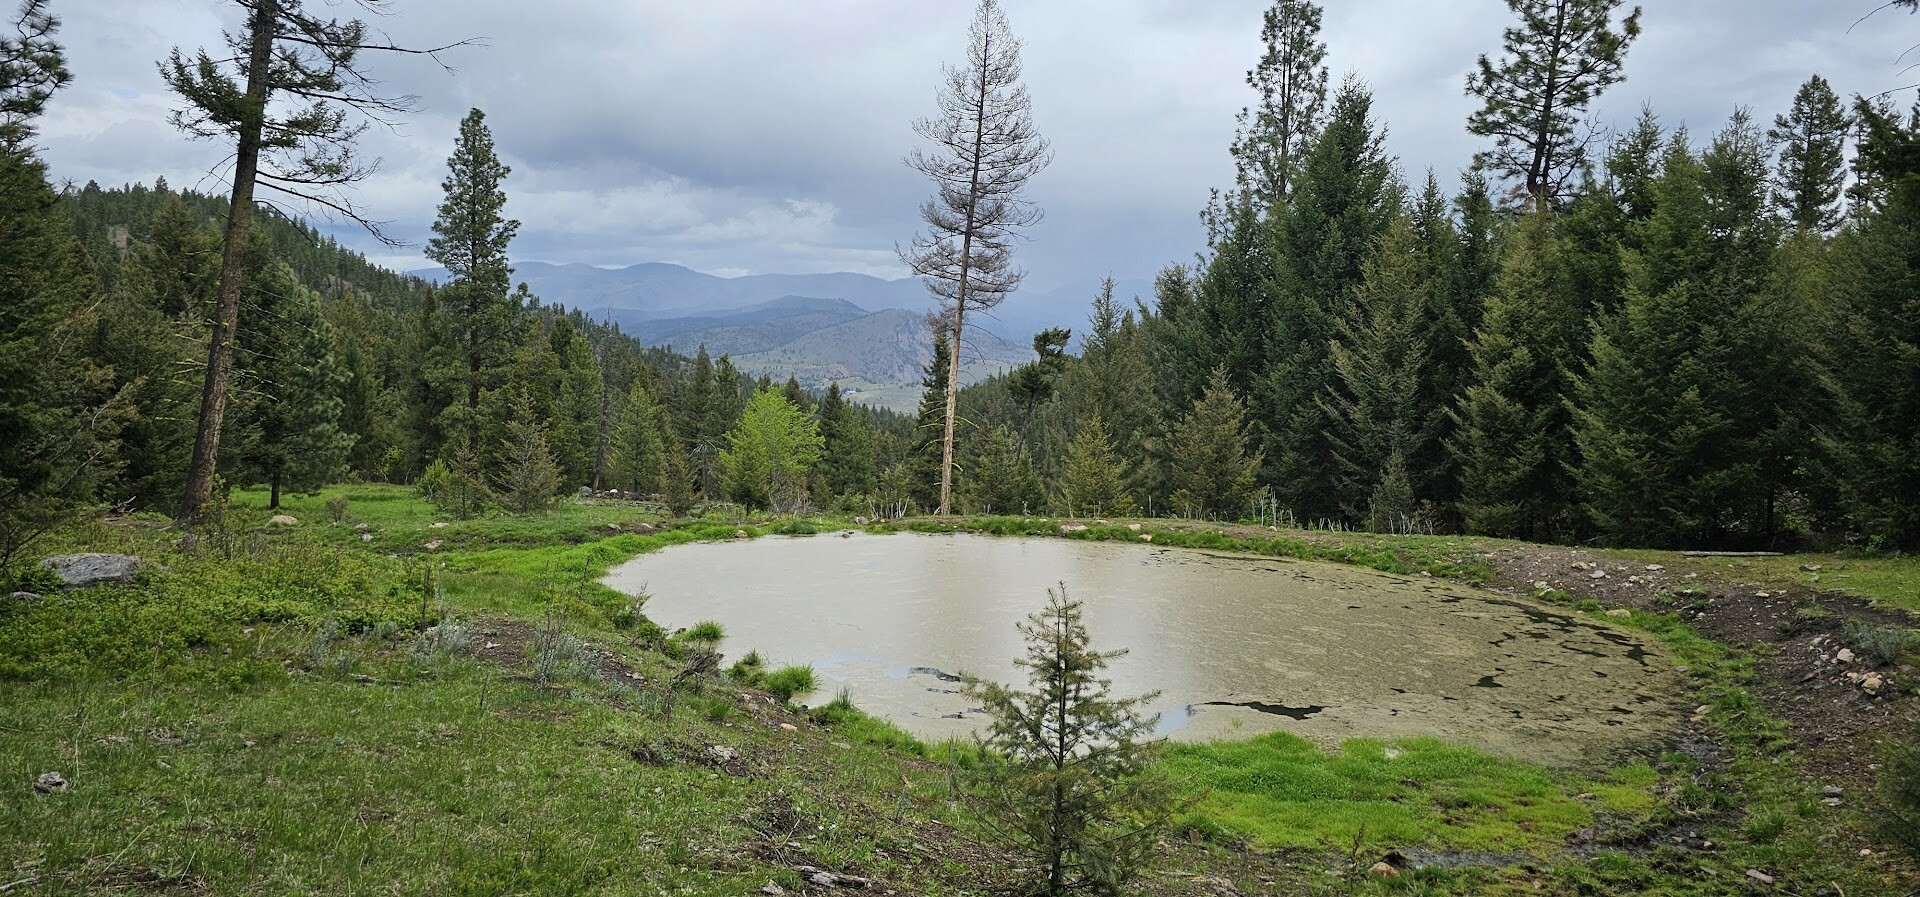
[[732, 307, 1031, 403], [622, 296, 871, 356], [411, 261, 931, 321]]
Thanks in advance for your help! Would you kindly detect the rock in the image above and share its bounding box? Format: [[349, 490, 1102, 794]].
[[1606, 609, 1632, 618], [606, 522, 622, 532], [1645, 564, 1665, 571], [1821, 785, 1844, 798], [39, 553, 142, 589], [423, 540, 443, 550], [1745, 869, 1775, 887], [354, 522, 370, 531], [1863, 673, 1885, 695], [1801, 564, 1824, 572], [1823, 797, 1843, 807], [1127, 523, 1142, 532], [429, 522, 448, 529], [359, 533, 373, 543], [779, 723, 797, 732], [1368, 862, 1399, 879], [1060, 523, 1088, 533], [634, 523, 656, 533], [760, 885, 786, 896], [1533, 580, 1550, 591], [579, 486, 593, 497], [1588, 569, 1609, 579], [1836, 648, 1856, 664], [708, 745, 740, 764], [1695, 705, 1711, 715], [1571, 561, 1593, 571], [1140, 534, 1153, 542], [266, 514, 298, 526], [734, 529, 750, 539], [33, 771, 68, 793], [10, 591, 41, 603], [852, 516, 869, 526], [809, 872, 839, 887], [1756, 591, 1772, 599]]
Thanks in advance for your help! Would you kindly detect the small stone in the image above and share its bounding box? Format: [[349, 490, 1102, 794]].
[[735, 529, 750, 539], [1756, 591, 1771, 598], [634, 522, 656, 533], [852, 516, 869, 526], [33, 771, 68, 793], [429, 522, 449, 529], [1645, 564, 1665, 571], [423, 539, 443, 550], [1836, 648, 1856, 664], [1822, 785, 1844, 797], [1368, 862, 1399, 879], [760, 885, 786, 896], [809, 872, 838, 887], [1863, 674, 1885, 695], [579, 486, 593, 497], [1860, 848, 1873, 857], [779, 723, 797, 732], [1533, 580, 1550, 591], [1140, 534, 1153, 542], [359, 533, 373, 543], [1588, 569, 1609, 579], [1823, 797, 1843, 807], [1060, 523, 1088, 533], [606, 522, 621, 531], [1696, 705, 1711, 715], [1745, 869, 1775, 886], [1127, 523, 1141, 532], [1606, 609, 1632, 618], [707, 745, 740, 764], [267, 514, 298, 526], [1800, 564, 1823, 572], [9, 591, 41, 603], [1571, 561, 1593, 571], [354, 522, 370, 531]]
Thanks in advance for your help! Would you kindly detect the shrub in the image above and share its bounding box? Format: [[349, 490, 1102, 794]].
[[1844, 619, 1915, 667], [325, 496, 350, 524], [1877, 721, 1920, 861], [764, 664, 817, 702], [531, 605, 593, 686]]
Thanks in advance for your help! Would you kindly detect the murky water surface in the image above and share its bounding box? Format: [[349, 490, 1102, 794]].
[[604, 532, 1683, 765]]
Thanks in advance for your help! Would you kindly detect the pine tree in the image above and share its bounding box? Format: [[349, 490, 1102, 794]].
[[963, 425, 1044, 515], [1450, 211, 1583, 540], [1214, 0, 1328, 224], [494, 395, 562, 515], [909, 329, 952, 511], [1465, 0, 1643, 206], [1163, 369, 1262, 520], [1323, 214, 1440, 526], [719, 388, 824, 512], [1769, 74, 1851, 234], [658, 423, 697, 518], [1057, 415, 1136, 518], [817, 383, 877, 502], [607, 380, 664, 495], [241, 268, 354, 508], [427, 108, 523, 446], [1257, 77, 1399, 520], [965, 584, 1169, 896]]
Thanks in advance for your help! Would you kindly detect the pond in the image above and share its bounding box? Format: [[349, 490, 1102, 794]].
[[604, 531, 1684, 766]]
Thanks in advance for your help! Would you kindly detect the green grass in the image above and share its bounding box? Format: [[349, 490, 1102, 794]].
[[1609, 548, 1920, 614], [1165, 733, 1657, 855]]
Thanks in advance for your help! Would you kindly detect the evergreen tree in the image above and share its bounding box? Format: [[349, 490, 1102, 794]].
[[817, 383, 877, 502], [965, 584, 1169, 896], [1214, 0, 1328, 224], [1822, 99, 1920, 547], [909, 330, 952, 511], [426, 108, 523, 446], [1465, 0, 1643, 206], [1257, 76, 1399, 520], [1768, 74, 1851, 233], [494, 395, 562, 515], [962, 425, 1044, 515], [1322, 214, 1440, 526], [240, 268, 354, 508], [719, 388, 824, 512], [1163, 369, 1261, 520], [1450, 211, 1583, 540], [607, 380, 664, 495], [658, 422, 697, 518], [1057, 415, 1136, 518]]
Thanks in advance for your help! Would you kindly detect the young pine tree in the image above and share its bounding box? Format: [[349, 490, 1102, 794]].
[[607, 381, 664, 495], [965, 584, 1171, 897], [1163, 368, 1262, 520], [1057, 415, 1136, 518], [962, 425, 1045, 515], [494, 396, 563, 515], [718, 388, 824, 512]]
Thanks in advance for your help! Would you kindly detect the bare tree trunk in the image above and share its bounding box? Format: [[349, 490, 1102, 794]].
[[178, 1, 275, 526]]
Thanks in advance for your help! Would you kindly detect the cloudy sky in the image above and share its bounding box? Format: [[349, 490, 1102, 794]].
[[34, 0, 1920, 298]]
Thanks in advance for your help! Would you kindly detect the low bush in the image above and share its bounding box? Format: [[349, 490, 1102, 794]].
[[764, 664, 817, 702], [1877, 721, 1920, 861], [1843, 618, 1915, 666]]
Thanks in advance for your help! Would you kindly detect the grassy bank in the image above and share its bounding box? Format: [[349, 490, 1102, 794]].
[[1, 485, 1909, 894]]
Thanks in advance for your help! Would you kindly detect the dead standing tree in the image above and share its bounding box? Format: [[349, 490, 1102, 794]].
[[901, 0, 1050, 516], [162, 0, 473, 525]]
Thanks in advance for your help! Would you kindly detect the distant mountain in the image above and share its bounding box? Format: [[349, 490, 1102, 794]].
[[620, 296, 870, 356], [732, 307, 1029, 389], [409, 261, 930, 322]]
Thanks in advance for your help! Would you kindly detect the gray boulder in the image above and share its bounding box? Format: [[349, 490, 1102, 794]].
[[39, 553, 143, 589]]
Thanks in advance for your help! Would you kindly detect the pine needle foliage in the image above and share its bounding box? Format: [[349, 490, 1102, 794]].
[[965, 585, 1171, 896]]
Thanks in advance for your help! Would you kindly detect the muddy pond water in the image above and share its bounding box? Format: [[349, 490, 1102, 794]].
[[603, 531, 1684, 766]]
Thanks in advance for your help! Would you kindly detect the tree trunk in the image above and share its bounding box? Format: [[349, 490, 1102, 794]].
[[269, 470, 281, 509], [179, 1, 275, 526]]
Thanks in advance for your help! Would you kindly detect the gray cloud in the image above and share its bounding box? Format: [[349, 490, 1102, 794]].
[[35, 0, 1920, 309]]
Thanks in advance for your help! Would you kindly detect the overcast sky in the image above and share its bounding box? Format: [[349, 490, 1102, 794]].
[[34, 1, 1920, 296]]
